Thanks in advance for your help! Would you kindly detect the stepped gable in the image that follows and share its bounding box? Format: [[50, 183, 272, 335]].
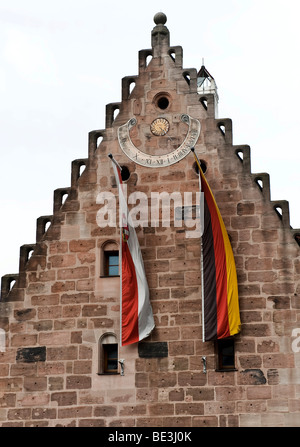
[[0, 12, 299, 428], [1, 13, 299, 303]]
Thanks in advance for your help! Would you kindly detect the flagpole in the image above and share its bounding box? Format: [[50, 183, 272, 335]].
[[119, 200, 123, 348], [108, 153, 123, 171], [108, 153, 123, 347], [190, 148, 205, 342], [190, 147, 202, 173], [200, 241, 205, 342]]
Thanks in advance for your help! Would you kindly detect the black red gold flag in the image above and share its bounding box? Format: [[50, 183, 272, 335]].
[[192, 149, 241, 341]]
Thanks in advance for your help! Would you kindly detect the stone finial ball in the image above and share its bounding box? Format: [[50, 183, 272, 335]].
[[154, 12, 167, 25]]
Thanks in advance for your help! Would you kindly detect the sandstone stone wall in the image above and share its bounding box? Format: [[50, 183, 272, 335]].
[[0, 14, 299, 427]]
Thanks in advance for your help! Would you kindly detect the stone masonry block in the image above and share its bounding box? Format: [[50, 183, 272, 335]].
[[138, 342, 168, 358], [16, 347, 46, 363]]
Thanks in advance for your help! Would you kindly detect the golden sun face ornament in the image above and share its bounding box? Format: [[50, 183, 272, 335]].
[[150, 118, 170, 136]]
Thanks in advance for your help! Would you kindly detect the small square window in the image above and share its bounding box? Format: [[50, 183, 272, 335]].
[[216, 338, 236, 371], [104, 251, 119, 277]]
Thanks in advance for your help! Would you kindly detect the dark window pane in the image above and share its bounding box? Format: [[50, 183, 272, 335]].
[[103, 343, 118, 373], [222, 354, 234, 366], [107, 345, 118, 359], [104, 250, 119, 276], [222, 344, 234, 366], [107, 360, 118, 370], [217, 339, 235, 370]]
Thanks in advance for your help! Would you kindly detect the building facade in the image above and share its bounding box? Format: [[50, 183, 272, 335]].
[[1, 13, 300, 427]]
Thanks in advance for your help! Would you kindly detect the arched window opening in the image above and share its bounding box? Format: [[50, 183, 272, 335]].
[[236, 150, 244, 162], [100, 241, 119, 277], [62, 193, 68, 205], [200, 97, 208, 111], [274, 205, 283, 220], [218, 123, 226, 136], [168, 50, 175, 62], [255, 177, 263, 192], [183, 72, 191, 86], [113, 107, 119, 121], [129, 81, 135, 95], [97, 135, 103, 148], [27, 249, 34, 261], [45, 220, 51, 232], [1, 275, 18, 298], [98, 333, 119, 375], [146, 54, 152, 67], [79, 163, 86, 177], [37, 216, 52, 241]]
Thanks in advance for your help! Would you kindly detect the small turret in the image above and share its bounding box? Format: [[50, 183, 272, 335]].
[[197, 63, 219, 117]]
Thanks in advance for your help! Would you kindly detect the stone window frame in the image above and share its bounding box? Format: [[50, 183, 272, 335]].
[[98, 332, 119, 375], [100, 240, 119, 278]]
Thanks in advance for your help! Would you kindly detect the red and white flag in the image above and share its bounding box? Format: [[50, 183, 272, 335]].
[[111, 158, 155, 346]]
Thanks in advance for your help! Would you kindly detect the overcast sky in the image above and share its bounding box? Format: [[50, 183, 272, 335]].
[[0, 0, 299, 281]]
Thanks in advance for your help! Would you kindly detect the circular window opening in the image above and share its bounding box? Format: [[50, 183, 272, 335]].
[[157, 96, 169, 110], [121, 166, 130, 182], [193, 160, 207, 174]]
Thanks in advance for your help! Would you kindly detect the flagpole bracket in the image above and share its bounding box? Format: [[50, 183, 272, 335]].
[[119, 359, 125, 376]]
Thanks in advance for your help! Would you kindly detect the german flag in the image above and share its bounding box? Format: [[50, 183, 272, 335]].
[[192, 149, 241, 341]]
